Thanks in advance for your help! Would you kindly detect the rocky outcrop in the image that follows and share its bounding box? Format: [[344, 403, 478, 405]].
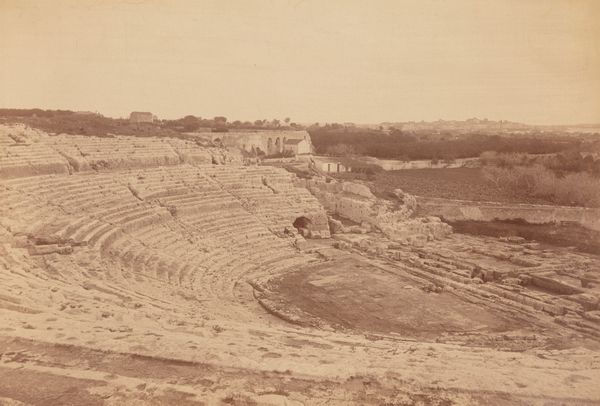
[[417, 196, 600, 232], [382, 216, 453, 245], [304, 178, 452, 244]]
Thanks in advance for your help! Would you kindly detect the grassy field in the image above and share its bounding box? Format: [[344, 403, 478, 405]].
[[333, 168, 556, 205]]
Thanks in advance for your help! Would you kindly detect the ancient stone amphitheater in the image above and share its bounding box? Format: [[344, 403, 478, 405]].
[[0, 124, 599, 405]]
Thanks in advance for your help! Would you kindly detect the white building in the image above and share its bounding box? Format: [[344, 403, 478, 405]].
[[283, 138, 311, 155], [129, 112, 155, 123], [320, 162, 350, 173]]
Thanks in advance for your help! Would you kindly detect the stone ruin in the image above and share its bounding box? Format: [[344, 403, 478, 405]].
[[0, 123, 599, 404], [302, 177, 452, 245]]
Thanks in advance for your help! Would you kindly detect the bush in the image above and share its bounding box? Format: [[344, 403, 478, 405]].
[[325, 143, 357, 156], [482, 151, 600, 178], [309, 129, 578, 161], [479, 151, 498, 165], [483, 165, 600, 207], [479, 151, 530, 168], [555, 172, 600, 207]]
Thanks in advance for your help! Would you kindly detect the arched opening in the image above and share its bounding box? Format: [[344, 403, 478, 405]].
[[267, 138, 273, 155], [275, 137, 281, 153], [293, 216, 311, 229], [293, 216, 312, 237]]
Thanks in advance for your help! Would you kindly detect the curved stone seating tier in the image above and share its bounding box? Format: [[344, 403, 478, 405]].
[[1, 162, 320, 293], [97, 209, 302, 311], [0, 126, 331, 325], [0, 126, 70, 178], [0, 185, 68, 234], [0, 137, 16, 146], [0, 125, 328, 234], [0, 149, 70, 178], [0, 128, 244, 179], [198, 165, 328, 235]]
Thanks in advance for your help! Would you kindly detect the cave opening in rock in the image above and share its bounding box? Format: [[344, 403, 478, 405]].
[[293, 216, 312, 236], [293, 216, 311, 229]]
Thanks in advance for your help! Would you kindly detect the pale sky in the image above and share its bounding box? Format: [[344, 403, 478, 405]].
[[1, 0, 599, 124]]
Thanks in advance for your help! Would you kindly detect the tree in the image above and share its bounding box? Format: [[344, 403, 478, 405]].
[[325, 143, 356, 156], [181, 115, 200, 132], [284, 117, 291, 124], [214, 116, 227, 125]]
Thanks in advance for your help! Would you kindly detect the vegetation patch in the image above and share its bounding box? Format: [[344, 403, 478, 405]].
[[310, 127, 586, 161], [481, 152, 600, 208]]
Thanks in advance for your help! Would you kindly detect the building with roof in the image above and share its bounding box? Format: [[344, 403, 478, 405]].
[[129, 112, 155, 124], [283, 138, 311, 155]]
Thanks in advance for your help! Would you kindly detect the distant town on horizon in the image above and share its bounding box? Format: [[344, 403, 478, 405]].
[[1, 107, 599, 130]]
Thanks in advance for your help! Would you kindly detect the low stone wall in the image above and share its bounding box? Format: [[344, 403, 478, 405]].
[[362, 157, 480, 170], [310, 155, 480, 172], [417, 197, 600, 231]]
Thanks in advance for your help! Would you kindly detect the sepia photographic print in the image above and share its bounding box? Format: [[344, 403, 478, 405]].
[[1, 1, 599, 404]]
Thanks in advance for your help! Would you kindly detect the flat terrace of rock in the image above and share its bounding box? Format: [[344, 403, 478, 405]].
[[262, 252, 524, 339], [0, 124, 599, 405]]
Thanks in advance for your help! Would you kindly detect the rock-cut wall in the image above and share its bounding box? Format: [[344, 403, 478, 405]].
[[302, 178, 452, 245], [192, 130, 313, 155], [417, 196, 600, 232]]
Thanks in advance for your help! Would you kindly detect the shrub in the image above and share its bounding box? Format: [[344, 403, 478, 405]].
[[482, 165, 600, 207], [310, 129, 578, 160], [483, 151, 600, 178], [325, 143, 357, 156], [554, 172, 600, 207], [479, 151, 498, 165], [480, 151, 530, 168]]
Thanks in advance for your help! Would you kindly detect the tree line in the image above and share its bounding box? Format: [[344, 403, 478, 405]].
[[309, 128, 582, 161], [0, 109, 299, 136]]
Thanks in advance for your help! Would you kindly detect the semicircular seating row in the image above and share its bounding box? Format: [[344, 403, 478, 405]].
[[0, 127, 233, 178], [0, 162, 325, 320]]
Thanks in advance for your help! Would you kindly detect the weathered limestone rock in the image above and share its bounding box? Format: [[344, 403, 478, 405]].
[[380, 217, 452, 244], [328, 217, 345, 234], [291, 211, 330, 239], [342, 182, 374, 199], [349, 225, 368, 234], [307, 178, 452, 245], [360, 221, 373, 232], [28, 244, 73, 256]]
